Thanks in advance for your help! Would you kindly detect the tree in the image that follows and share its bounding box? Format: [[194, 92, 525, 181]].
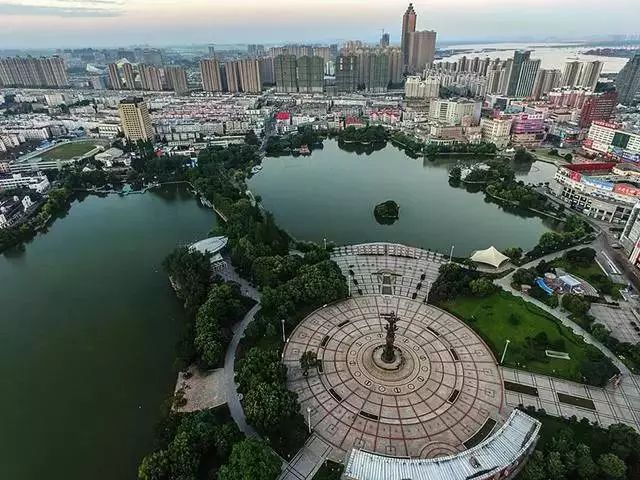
[[575, 444, 598, 480], [300, 351, 318, 376], [546, 451, 567, 480], [138, 450, 169, 480], [244, 382, 300, 433], [163, 247, 212, 314], [521, 451, 547, 480], [606, 423, 640, 461], [245, 130, 259, 146], [562, 294, 591, 317], [564, 153, 573, 162], [597, 453, 626, 479], [469, 278, 495, 297], [236, 347, 286, 393], [502, 247, 523, 262], [218, 438, 281, 480]]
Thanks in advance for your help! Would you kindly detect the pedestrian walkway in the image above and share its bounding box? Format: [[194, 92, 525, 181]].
[[502, 367, 640, 431], [279, 434, 333, 480]]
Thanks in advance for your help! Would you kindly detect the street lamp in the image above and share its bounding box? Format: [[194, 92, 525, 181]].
[[281, 318, 286, 343], [307, 406, 312, 434], [449, 245, 455, 263], [500, 339, 511, 365]]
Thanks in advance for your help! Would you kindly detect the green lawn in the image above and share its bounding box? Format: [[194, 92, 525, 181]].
[[39, 141, 98, 161], [443, 291, 599, 383]]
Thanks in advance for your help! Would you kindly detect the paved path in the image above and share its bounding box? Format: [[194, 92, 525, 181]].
[[502, 367, 640, 431], [278, 434, 333, 480]]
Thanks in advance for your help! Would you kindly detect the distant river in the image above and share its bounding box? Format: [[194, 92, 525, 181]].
[[0, 185, 217, 480], [439, 42, 630, 73], [248, 140, 558, 256]]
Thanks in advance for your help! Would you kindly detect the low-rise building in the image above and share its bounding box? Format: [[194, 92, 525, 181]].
[[0, 172, 50, 193], [480, 117, 512, 148], [584, 121, 640, 163]]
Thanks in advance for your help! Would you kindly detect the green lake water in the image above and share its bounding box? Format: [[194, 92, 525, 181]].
[[0, 185, 217, 480], [249, 140, 558, 255]]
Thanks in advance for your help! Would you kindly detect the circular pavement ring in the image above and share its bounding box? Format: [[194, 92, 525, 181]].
[[282, 295, 505, 462]]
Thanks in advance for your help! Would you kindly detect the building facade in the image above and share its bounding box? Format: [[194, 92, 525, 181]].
[[118, 97, 154, 141], [616, 54, 640, 105]]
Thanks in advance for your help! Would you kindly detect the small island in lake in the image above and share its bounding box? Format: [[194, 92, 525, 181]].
[[374, 200, 400, 225]]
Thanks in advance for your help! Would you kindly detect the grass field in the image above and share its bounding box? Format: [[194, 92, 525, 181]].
[[443, 291, 598, 383], [38, 141, 98, 161]]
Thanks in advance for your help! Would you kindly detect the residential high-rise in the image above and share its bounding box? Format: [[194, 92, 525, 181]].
[[165, 66, 188, 94], [514, 58, 540, 97], [335, 55, 359, 92], [122, 62, 136, 90], [313, 46, 331, 63], [387, 48, 403, 86], [108, 63, 123, 90], [208, 46, 216, 58], [0, 56, 69, 88], [405, 76, 439, 98], [579, 91, 618, 128], [407, 30, 436, 73], [118, 97, 153, 141], [200, 58, 222, 92], [401, 3, 417, 69], [142, 49, 163, 66], [532, 69, 561, 99], [380, 32, 390, 48], [297, 56, 324, 93], [506, 51, 531, 96], [274, 54, 298, 93], [362, 52, 390, 92], [616, 54, 640, 105], [225, 62, 240, 92], [577, 61, 604, 90], [561, 61, 582, 88], [139, 64, 163, 91], [248, 44, 265, 56], [259, 57, 275, 85], [236, 59, 262, 93]]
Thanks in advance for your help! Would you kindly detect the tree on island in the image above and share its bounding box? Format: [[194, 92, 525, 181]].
[[374, 200, 400, 225]]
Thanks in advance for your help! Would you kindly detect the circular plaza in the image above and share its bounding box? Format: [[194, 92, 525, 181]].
[[282, 294, 505, 461]]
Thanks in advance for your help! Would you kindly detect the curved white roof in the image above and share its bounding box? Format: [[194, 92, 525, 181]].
[[470, 246, 510, 269], [343, 410, 540, 480], [190, 236, 228, 256]]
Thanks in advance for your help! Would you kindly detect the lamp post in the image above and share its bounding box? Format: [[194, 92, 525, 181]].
[[500, 339, 511, 365], [281, 318, 286, 343], [307, 406, 312, 433], [323, 237, 327, 250], [449, 245, 455, 263]]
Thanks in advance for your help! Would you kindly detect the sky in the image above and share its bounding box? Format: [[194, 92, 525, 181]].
[[0, 0, 639, 49]]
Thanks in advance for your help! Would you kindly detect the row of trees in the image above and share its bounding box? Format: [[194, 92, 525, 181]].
[[337, 125, 388, 145], [265, 126, 325, 156], [527, 215, 593, 260]]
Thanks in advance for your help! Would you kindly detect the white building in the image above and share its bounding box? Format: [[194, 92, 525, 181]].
[[404, 76, 439, 98], [0, 173, 50, 193], [428, 98, 482, 126], [480, 117, 513, 148], [585, 121, 640, 162]]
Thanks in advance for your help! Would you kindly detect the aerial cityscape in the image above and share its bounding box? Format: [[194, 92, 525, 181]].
[[2, 1, 640, 480]]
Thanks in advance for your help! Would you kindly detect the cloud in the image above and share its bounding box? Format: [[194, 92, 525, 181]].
[[0, 0, 122, 16]]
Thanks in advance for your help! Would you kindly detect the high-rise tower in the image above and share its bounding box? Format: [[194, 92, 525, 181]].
[[616, 54, 640, 105], [401, 3, 417, 69]]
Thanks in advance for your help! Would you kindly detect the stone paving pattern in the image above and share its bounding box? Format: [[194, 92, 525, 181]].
[[590, 304, 640, 345], [283, 295, 505, 462]]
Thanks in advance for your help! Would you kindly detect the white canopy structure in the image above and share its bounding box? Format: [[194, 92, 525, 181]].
[[470, 246, 510, 269]]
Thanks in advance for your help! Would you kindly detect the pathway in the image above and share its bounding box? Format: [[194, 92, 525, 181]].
[[278, 434, 333, 480], [502, 367, 640, 431]]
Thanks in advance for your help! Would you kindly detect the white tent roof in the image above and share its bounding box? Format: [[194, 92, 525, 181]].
[[470, 246, 510, 269], [559, 275, 581, 288]]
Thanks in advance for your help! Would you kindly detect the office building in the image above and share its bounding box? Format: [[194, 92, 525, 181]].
[[401, 3, 417, 69], [297, 56, 324, 93], [118, 97, 154, 141], [532, 69, 561, 99], [408, 30, 437, 73], [200, 58, 222, 92], [122, 62, 136, 90], [505, 51, 540, 98], [139, 64, 163, 91], [236, 59, 262, 93], [380, 32, 390, 48], [584, 121, 640, 162], [0, 56, 69, 88], [506, 51, 531, 96], [274, 54, 298, 93], [336, 55, 359, 92], [108, 63, 123, 90], [616, 54, 640, 105], [579, 91, 618, 128], [165, 66, 188, 94]]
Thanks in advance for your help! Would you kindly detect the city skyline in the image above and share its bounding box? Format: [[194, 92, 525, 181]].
[[0, 0, 638, 49]]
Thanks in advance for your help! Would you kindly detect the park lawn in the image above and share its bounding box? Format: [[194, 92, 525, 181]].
[[39, 141, 98, 160], [552, 258, 624, 299], [442, 291, 590, 382]]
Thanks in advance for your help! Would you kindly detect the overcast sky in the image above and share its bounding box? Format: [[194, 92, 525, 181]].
[[0, 0, 638, 49]]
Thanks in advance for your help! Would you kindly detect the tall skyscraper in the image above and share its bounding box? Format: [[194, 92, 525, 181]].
[[387, 48, 403, 86], [225, 62, 240, 92], [506, 51, 531, 96], [200, 58, 223, 92], [401, 3, 417, 69], [0, 56, 69, 88], [577, 61, 604, 90], [208, 46, 216, 58], [532, 69, 561, 99], [616, 54, 640, 105], [165, 66, 188, 94], [108, 63, 123, 90], [259, 57, 275, 85], [139, 64, 163, 91], [236, 59, 262, 93], [380, 32, 390, 48], [514, 58, 541, 97], [297, 56, 324, 93], [122, 62, 136, 90], [118, 97, 153, 141], [335, 55, 359, 92], [362, 52, 390, 92], [561, 61, 582, 88], [274, 54, 298, 93], [408, 30, 436, 73]]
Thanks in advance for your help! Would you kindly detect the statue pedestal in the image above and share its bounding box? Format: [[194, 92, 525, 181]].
[[372, 345, 404, 371]]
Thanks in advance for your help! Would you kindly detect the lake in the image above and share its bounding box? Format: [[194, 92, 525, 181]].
[[0, 185, 217, 480], [248, 140, 558, 256]]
